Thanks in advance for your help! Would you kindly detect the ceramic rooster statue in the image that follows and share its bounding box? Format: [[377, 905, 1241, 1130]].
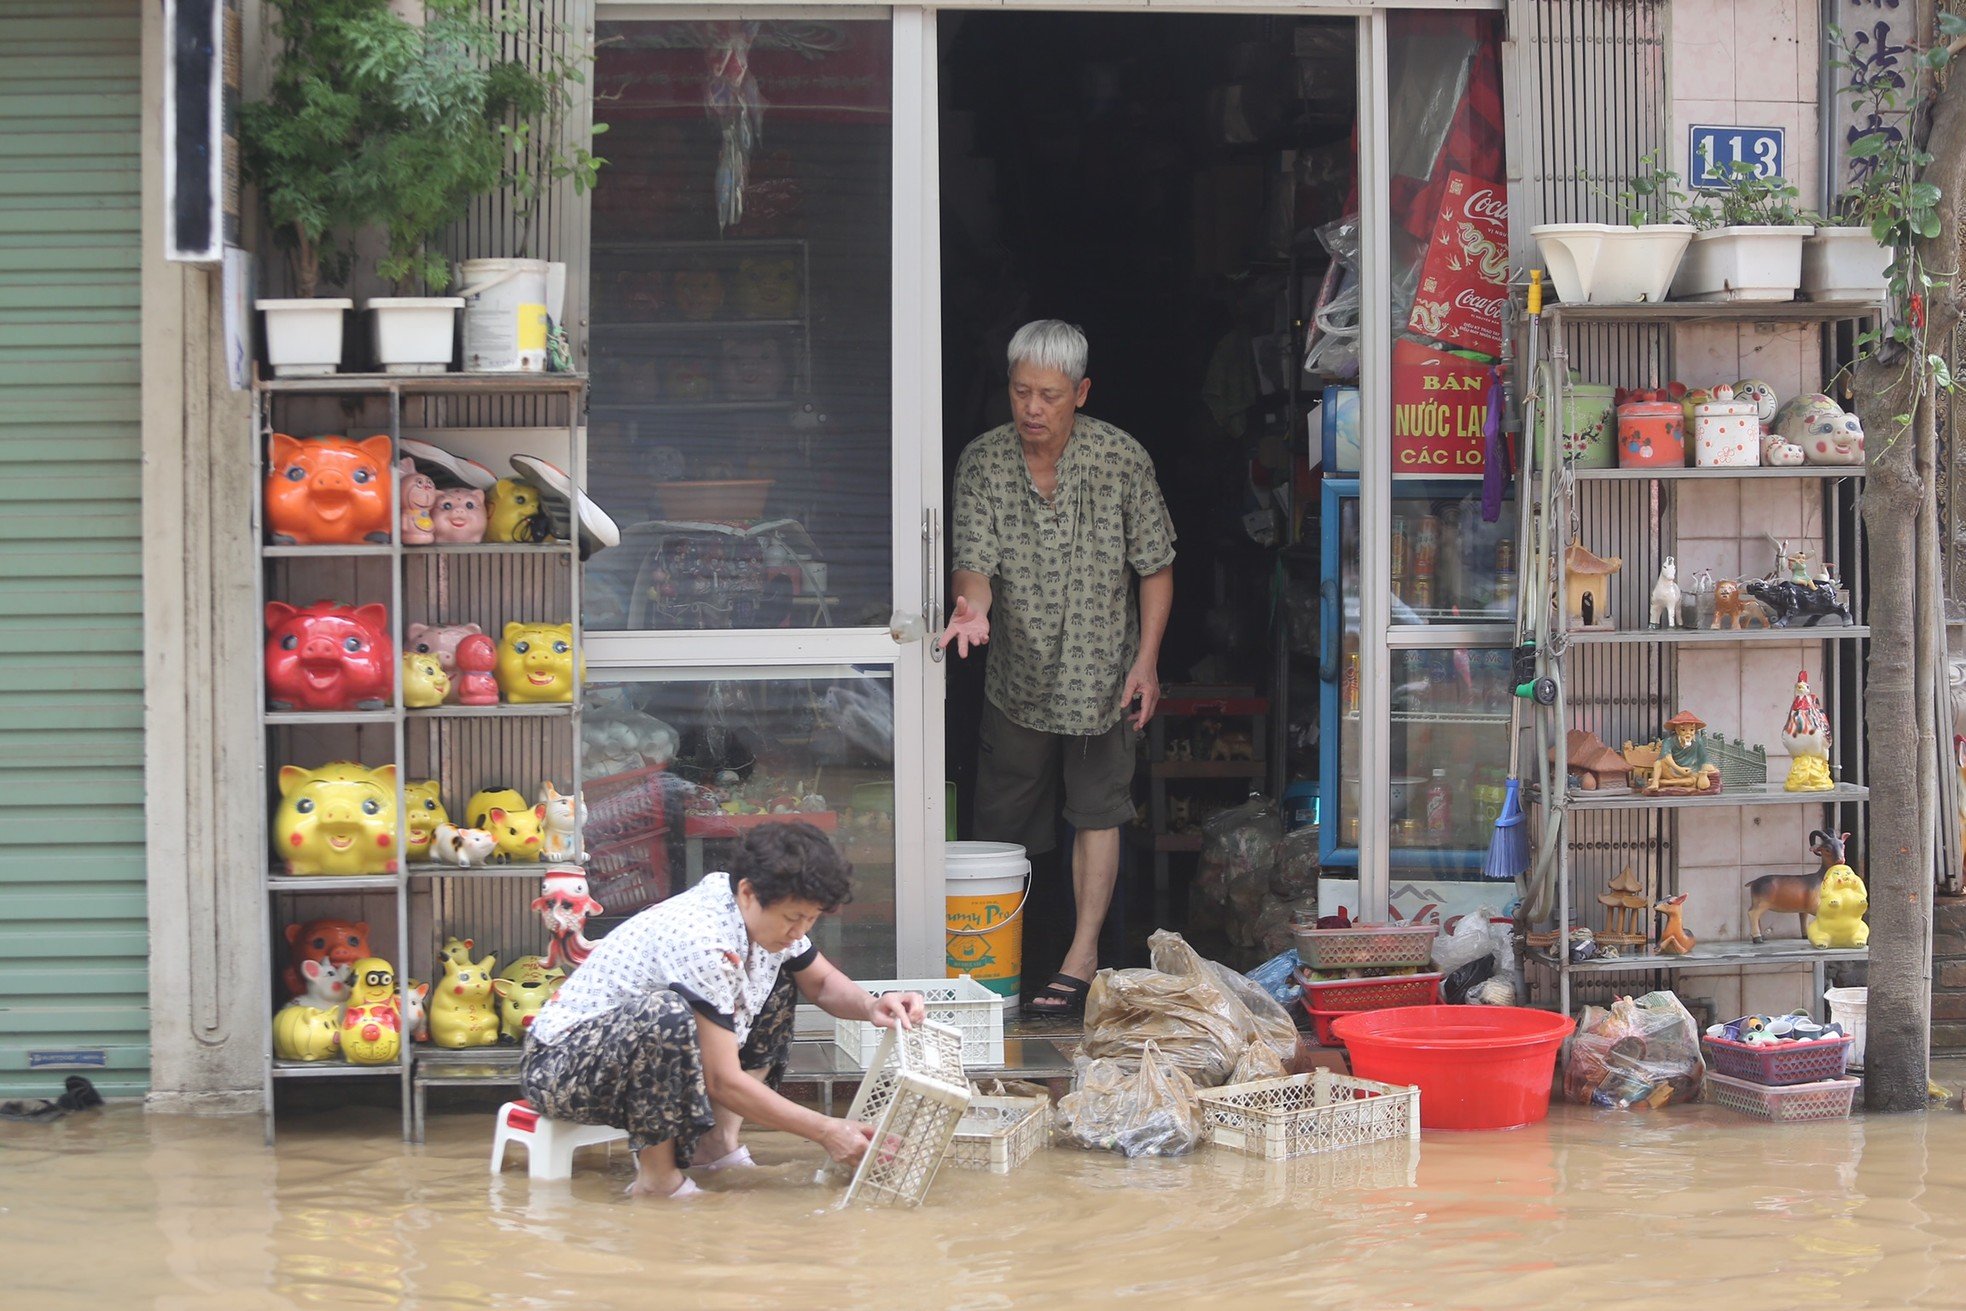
[[535, 866, 604, 972], [1783, 669, 1834, 792]]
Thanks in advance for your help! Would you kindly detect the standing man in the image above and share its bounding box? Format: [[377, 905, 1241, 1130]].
[[940, 320, 1175, 1017]]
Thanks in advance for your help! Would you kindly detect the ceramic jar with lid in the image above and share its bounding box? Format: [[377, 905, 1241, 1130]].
[[1693, 385, 1761, 467], [1616, 400, 1686, 469]]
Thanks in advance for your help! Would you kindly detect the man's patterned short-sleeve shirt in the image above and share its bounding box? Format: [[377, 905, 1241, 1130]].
[[527, 874, 813, 1047], [951, 416, 1176, 736]]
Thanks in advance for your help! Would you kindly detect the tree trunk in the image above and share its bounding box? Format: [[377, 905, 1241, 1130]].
[[1853, 3, 1966, 1112]]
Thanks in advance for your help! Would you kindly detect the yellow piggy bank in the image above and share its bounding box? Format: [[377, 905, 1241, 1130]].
[[466, 787, 543, 862], [1807, 864, 1870, 949], [274, 761, 398, 876], [404, 778, 449, 861], [493, 956, 567, 1042], [495, 621, 579, 703], [487, 478, 545, 543], [402, 652, 451, 707]]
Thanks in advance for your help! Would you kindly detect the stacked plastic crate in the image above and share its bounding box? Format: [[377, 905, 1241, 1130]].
[[1700, 1030, 1861, 1121]]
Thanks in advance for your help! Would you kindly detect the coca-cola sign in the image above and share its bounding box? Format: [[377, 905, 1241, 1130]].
[[1406, 170, 1509, 357]]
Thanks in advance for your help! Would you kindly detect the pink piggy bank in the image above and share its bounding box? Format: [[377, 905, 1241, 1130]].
[[430, 488, 488, 543], [265, 601, 395, 712], [399, 458, 438, 545], [406, 621, 483, 682]]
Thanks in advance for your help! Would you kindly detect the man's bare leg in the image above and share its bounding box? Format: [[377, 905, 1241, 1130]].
[[1059, 826, 1119, 983]]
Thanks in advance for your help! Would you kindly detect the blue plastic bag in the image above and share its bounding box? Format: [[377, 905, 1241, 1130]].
[[1244, 948, 1301, 1007]]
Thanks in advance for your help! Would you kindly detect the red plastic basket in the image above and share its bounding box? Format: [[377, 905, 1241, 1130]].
[[585, 832, 670, 915], [1702, 1034, 1852, 1086], [1705, 1072, 1860, 1121], [1301, 1003, 1351, 1046], [1298, 969, 1442, 1014], [583, 767, 670, 849]]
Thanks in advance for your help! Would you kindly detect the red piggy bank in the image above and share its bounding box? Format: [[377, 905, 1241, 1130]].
[[266, 433, 394, 544], [283, 918, 372, 998], [265, 600, 394, 711]]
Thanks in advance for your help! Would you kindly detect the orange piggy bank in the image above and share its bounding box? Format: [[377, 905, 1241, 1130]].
[[266, 433, 394, 545]]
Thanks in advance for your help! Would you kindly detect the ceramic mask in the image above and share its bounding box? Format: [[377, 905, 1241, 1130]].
[[282, 918, 372, 998], [401, 652, 451, 708], [734, 256, 799, 318], [429, 488, 488, 543], [265, 433, 394, 545], [720, 336, 788, 400], [495, 621, 579, 703], [672, 267, 727, 320], [274, 761, 398, 876], [264, 601, 394, 712], [403, 779, 449, 860]]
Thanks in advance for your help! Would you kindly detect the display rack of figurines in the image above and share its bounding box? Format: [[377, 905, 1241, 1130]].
[[273, 921, 415, 1067], [1569, 375, 1867, 473], [420, 867, 609, 1052]]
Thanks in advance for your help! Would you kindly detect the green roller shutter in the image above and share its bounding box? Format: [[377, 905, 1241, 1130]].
[[0, 3, 147, 1097]]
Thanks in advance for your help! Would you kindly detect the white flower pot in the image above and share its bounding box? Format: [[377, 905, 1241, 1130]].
[[1531, 223, 1693, 304], [1802, 226, 1892, 301], [1669, 225, 1810, 302], [257, 298, 350, 376], [367, 297, 463, 374]]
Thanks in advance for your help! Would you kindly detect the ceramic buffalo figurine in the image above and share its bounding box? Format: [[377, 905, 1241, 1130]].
[[496, 621, 578, 703], [273, 761, 398, 876], [282, 917, 371, 998], [1743, 578, 1852, 628], [399, 458, 438, 545], [429, 488, 488, 544], [265, 601, 393, 712], [1773, 393, 1866, 466], [265, 433, 394, 545]]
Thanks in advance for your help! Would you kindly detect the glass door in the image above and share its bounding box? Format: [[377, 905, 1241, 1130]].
[[579, 10, 944, 978]]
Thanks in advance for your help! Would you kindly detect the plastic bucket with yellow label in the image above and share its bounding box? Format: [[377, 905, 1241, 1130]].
[[945, 841, 1029, 1010], [458, 258, 550, 372]]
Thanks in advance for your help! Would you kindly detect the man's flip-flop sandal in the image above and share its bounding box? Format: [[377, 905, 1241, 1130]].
[[1022, 973, 1092, 1017]]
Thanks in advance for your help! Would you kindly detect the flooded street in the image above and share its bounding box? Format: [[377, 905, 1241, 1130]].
[[9, 1096, 1966, 1310]]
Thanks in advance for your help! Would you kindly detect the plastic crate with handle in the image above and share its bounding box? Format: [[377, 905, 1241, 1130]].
[[585, 833, 670, 916], [1704, 1072, 1859, 1121], [1702, 1034, 1850, 1086], [1292, 923, 1439, 971], [835, 975, 1004, 1068]]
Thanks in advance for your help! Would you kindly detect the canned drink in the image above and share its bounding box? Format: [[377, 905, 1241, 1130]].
[[1495, 538, 1515, 574], [1414, 516, 1439, 579], [1390, 516, 1408, 579], [1411, 577, 1433, 610]]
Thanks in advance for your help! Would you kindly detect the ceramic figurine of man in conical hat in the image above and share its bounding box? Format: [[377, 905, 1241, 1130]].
[[1783, 669, 1835, 792], [1648, 710, 1721, 795]]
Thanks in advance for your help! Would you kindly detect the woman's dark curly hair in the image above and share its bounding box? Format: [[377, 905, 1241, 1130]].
[[731, 821, 854, 911]]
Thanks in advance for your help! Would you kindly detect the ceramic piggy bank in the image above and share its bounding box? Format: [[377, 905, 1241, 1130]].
[[402, 651, 451, 708], [1774, 394, 1866, 465], [493, 956, 567, 1042], [734, 255, 800, 318], [406, 622, 483, 698], [429, 822, 498, 867], [430, 950, 502, 1049], [274, 761, 399, 876], [339, 957, 402, 1065], [282, 917, 371, 997], [487, 478, 545, 544], [404, 779, 449, 861], [265, 433, 394, 545], [399, 458, 438, 545], [495, 622, 579, 703], [454, 633, 499, 705], [466, 787, 544, 862], [265, 601, 393, 712], [273, 960, 351, 1062], [429, 488, 488, 544], [405, 979, 431, 1042]]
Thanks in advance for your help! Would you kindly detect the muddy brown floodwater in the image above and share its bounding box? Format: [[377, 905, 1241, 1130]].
[[7, 1099, 1966, 1309]]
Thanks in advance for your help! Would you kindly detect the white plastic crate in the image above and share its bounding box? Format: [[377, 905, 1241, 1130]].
[[1196, 1069, 1421, 1161], [835, 975, 1005, 1068], [944, 1094, 1049, 1174], [839, 1021, 970, 1208]]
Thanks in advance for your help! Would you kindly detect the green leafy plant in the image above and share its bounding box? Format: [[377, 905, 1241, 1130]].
[[1600, 149, 1817, 230]]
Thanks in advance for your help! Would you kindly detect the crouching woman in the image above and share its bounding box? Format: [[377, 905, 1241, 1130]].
[[520, 822, 924, 1198]]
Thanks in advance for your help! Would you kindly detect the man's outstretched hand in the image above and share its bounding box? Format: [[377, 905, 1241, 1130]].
[[938, 596, 990, 658]]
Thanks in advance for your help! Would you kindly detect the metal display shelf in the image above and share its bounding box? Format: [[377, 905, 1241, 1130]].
[[255, 373, 588, 1145], [403, 864, 568, 880], [1525, 297, 1874, 1018]]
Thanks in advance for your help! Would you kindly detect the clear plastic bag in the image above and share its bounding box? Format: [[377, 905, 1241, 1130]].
[[1562, 990, 1707, 1109], [1198, 795, 1282, 947], [1055, 1041, 1202, 1158], [1082, 931, 1298, 1087], [1272, 826, 1321, 899]]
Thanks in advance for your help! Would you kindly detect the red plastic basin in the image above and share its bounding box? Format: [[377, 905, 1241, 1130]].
[[1331, 1005, 1575, 1131]]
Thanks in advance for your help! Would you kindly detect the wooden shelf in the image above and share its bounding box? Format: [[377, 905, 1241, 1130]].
[[1529, 938, 1868, 973], [1541, 781, 1867, 811], [271, 1060, 407, 1079], [257, 372, 586, 395], [1540, 300, 1881, 324], [1565, 625, 1869, 645], [263, 709, 394, 726], [1565, 464, 1867, 481]]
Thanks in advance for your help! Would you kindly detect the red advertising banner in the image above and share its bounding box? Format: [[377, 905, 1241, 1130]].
[[1392, 337, 1489, 478], [1405, 171, 1509, 357]]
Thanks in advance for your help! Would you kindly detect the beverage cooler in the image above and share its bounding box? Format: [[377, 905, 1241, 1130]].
[[1317, 477, 1520, 891]]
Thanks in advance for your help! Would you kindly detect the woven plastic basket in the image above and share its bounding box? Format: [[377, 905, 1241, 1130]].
[[582, 766, 669, 848], [1702, 1034, 1851, 1086], [835, 975, 1004, 1068], [1298, 969, 1441, 1013], [944, 1094, 1048, 1174], [1704, 1072, 1860, 1121], [1196, 1069, 1421, 1161], [1292, 924, 1439, 971], [839, 1021, 970, 1208]]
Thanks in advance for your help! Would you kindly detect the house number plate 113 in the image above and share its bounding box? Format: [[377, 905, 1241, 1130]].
[[1688, 125, 1785, 189]]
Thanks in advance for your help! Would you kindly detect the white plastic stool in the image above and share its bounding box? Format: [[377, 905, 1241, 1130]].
[[491, 1100, 630, 1180]]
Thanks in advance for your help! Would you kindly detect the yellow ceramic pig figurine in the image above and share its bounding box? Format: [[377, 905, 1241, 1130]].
[[487, 478, 545, 543], [402, 652, 451, 708], [339, 957, 403, 1066], [493, 956, 567, 1042], [429, 950, 502, 1049], [1807, 864, 1870, 949], [404, 779, 449, 861], [272, 960, 350, 1062], [495, 621, 579, 703], [274, 761, 398, 876], [466, 787, 544, 862]]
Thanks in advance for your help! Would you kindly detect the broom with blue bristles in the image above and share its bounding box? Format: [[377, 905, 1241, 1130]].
[[1482, 271, 1541, 884]]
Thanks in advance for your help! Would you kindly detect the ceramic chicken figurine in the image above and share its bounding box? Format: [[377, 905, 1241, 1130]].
[[1783, 669, 1835, 792], [339, 958, 403, 1066]]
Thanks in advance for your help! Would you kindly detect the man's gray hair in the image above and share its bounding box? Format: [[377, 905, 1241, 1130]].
[[1007, 320, 1088, 384]]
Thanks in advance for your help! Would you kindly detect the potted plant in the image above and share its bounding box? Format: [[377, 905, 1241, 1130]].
[[1804, 24, 1920, 302], [1532, 155, 1694, 304], [239, 0, 383, 374], [1667, 154, 1819, 302]]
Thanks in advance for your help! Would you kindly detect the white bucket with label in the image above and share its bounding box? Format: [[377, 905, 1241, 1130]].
[[458, 258, 550, 372], [945, 841, 1029, 1012], [1824, 986, 1867, 1067]]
